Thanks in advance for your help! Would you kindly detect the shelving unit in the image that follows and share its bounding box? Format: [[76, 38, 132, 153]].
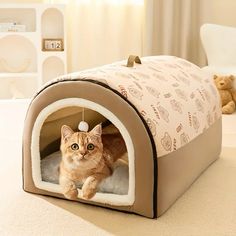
[[0, 4, 67, 99]]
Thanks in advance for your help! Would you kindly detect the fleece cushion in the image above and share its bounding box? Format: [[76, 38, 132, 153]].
[[41, 151, 129, 195]]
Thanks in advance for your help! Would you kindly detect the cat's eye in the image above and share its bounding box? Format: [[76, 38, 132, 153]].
[[87, 143, 95, 150], [71, 143, 79, 150]]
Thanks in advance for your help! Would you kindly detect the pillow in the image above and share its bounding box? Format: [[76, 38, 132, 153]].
[[200, 24, 236, 67]]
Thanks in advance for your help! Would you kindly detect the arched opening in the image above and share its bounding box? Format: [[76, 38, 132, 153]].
[[31, 98, 135, 206]]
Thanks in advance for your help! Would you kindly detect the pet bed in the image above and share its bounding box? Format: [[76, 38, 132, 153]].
[[22, 55, 222, 218]]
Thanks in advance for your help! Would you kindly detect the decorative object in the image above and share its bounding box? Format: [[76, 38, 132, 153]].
[[0, 58, 31, 73], [0, 22, 26, 32], [214, 75, 236, 114], [78, 108, 89, 132], [78, 121, 89, 132], [42, 38, 64, 51]]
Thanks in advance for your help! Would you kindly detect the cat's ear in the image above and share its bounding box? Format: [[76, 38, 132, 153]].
[[61, 125, 74, 142], [90, 124, 102, 137]]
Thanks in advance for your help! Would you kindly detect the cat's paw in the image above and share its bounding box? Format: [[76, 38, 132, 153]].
[[63, 182, 78, 200], [64, 189, 78, 200], [82, 187, 96, 200]]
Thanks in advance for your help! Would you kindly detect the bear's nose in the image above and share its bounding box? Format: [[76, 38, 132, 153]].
[[220, 82, 224, 85]]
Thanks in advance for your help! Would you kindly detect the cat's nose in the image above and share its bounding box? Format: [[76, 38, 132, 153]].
[[80, 150, 86, 155], [79, 151, 86, 157], [78, 154, 85, 160]]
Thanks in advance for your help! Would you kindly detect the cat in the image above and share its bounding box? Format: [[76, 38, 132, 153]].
[[59, 123, 127, 200]]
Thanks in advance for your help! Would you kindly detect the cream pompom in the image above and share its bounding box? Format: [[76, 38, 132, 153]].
[[78, 121, 89, 132]]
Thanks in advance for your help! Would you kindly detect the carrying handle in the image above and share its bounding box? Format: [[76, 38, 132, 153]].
[[126, 55, 142, 67]]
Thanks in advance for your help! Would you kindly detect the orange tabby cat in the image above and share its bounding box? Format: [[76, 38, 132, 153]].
[[59, 124, 126, 200]]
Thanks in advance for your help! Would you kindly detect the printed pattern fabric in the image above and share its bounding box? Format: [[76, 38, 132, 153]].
[[41, 56, 221, 157]]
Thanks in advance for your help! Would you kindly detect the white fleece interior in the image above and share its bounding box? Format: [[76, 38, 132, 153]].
[[41, 151, 129, 195], [31, 98, 135, 206]]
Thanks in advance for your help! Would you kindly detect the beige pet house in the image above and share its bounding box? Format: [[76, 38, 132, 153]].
[[22, 55, 222, 218]]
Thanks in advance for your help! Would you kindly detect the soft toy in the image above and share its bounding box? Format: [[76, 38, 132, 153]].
[[214, 75, 236, 114]]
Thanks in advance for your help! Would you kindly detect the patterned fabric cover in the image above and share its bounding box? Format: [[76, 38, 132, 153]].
[[39, 56, 221, 157]]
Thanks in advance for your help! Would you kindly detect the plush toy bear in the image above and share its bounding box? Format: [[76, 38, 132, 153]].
[[214, 75, 236, 114]]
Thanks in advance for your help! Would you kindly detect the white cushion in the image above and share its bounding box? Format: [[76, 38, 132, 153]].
[[200, 24, 236, 67]]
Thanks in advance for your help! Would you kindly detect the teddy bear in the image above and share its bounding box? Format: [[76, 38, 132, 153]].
[[214, 75, 236, 114]]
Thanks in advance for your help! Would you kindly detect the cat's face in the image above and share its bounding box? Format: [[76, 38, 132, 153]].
[[60, 124, 103, 169]]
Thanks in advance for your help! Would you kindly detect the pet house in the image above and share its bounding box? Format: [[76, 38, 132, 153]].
[[22, 55, 222, 218]]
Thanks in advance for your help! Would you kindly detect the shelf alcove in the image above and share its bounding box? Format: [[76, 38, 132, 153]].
[[41, 8, 64, 41], [42, 56, 65, 84], [0, 8, 36, 32], [0, 35, 37, 73], [0, 35, 37, 98]]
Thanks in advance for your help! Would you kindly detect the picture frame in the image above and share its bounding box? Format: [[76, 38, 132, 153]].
[[42, 38, 64, 51]]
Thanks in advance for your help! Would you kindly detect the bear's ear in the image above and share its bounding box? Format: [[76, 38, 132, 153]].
[[213, 75, 218, 80], [229, 75, 234, 81]]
